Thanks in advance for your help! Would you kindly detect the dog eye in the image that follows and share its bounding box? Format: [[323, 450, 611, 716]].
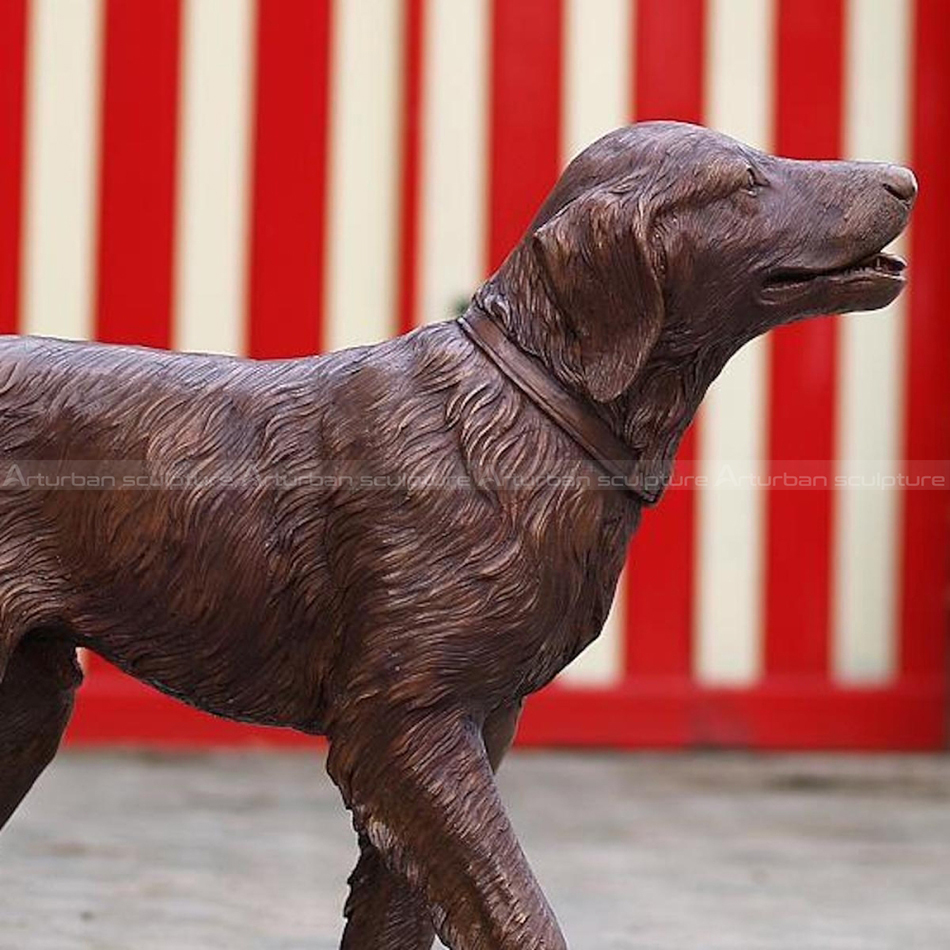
[[741, 166, 767, 196]]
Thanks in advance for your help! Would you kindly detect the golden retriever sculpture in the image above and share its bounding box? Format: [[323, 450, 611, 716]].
[[0, 123, 916, 949]]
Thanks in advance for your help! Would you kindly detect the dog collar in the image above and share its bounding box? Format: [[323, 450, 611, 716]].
[[457, 310, 662, 505]]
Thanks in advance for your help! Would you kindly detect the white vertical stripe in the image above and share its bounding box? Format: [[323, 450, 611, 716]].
[[833, 0, 910, 683], [173, 0, 254, 356], [21, 0, 102, 341], [416, 0, 489, 326], [325, 0, 403, 350], [559, 0, 632, 686], [562, 590, 626, 686], [562, 0, 632, 163], [695, 0, 775, 685]]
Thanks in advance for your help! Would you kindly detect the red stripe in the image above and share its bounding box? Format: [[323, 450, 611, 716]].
[[247, 0, 332, 357], [85, 0, 181, 688], [633, 0, 705, 123], [519, 678, 945, 750], [763, 0, 843, 678], [900, 0, 950, 701], [487, 0, 562, 272], [624, 0, 704, 678], [397, 0, 425, 334], [0, 0, 26, 335], [67, 674, 945, 751], [94, 0, 181, 348]]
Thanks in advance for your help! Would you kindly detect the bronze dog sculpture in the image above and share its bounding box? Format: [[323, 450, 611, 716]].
[[0, 122, 916, 949]]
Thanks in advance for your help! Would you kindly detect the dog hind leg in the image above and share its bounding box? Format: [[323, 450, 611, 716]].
[[0, 636, 80, 830], [338, 702, 525, 950]]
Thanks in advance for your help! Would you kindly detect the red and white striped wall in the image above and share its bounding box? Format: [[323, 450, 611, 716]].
[[0, 0, 946, 748]]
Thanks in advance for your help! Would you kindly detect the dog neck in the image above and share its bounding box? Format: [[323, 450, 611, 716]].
[[458, 307, 664, 505], [468, 247, 733, 508]]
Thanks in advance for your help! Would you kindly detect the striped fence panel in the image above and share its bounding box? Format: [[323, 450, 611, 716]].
[[0, 0, 946, 748]]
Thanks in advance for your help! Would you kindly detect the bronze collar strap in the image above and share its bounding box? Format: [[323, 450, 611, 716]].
[[457, 310, 661, 505]]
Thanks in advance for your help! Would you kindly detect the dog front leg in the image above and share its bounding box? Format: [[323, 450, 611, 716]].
[[338, 700, 526, 949], [328, 710, 566, 950], [341, 829, 435, 950], [482, 700, 523, 772]]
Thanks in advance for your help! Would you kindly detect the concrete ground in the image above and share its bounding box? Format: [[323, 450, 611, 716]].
[[1, 752, 948, 950]]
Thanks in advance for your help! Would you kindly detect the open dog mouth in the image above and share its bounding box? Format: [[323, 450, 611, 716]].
[[763, 250, 907, 294]]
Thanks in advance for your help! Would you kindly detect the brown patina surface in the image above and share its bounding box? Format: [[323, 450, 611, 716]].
[[0, 122, 916, 949]]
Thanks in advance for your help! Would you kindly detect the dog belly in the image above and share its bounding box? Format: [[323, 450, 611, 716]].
[[0, 485, 336, 733], [69, 533, 336, 731], [81, 614, 329, 731]]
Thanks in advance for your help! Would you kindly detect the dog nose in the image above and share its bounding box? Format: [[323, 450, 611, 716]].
[[882, 165, 918, 204]]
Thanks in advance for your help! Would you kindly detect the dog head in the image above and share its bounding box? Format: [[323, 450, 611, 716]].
[[486, 121, 915, 407]]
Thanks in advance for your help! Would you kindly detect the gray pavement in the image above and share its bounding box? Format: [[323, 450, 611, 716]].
[[1, 751, 948, 950]]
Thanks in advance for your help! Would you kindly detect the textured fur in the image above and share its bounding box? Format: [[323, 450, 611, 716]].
[[0, 122, 915, 949]]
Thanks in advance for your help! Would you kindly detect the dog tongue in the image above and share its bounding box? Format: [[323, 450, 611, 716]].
[[860, 251, 906, 274]]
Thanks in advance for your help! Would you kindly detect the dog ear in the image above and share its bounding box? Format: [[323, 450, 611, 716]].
[[531, 189, 663, 402]]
